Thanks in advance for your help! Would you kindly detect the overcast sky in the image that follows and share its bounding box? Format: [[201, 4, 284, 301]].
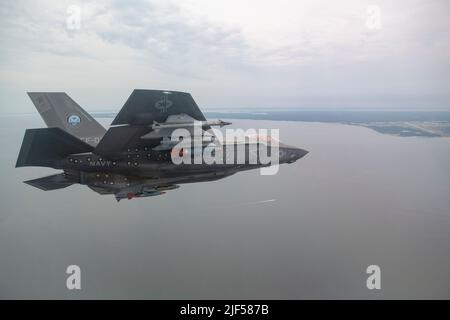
[[0, 0, 449, 112]]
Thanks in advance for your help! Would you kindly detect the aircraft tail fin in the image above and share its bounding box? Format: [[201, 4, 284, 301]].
[[24, 173, 73, 191], [27, 92, 106, 146], [15, 128, 94, 168]]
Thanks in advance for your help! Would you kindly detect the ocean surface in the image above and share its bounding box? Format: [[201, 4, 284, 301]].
[[0, 114, 449, 299]]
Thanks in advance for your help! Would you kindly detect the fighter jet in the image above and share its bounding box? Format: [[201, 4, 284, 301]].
[[16, 90, 308, 201]]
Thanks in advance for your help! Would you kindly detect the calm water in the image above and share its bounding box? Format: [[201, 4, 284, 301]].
[[0, 114, 449, 299]]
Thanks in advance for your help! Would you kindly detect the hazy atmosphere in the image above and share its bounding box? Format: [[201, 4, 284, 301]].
[[1, 0, 450, 300], [1, 0, 450, 112], [2, 115, 450, 299]]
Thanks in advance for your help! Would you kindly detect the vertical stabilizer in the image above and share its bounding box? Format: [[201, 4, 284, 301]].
[[28, 92, 106, 146]]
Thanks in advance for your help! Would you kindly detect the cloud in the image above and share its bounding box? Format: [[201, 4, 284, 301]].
[[0, 0, 449, 111]]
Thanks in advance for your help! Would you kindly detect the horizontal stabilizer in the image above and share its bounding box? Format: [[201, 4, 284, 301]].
[[25, 174, 73, 191], [16, 128, 94, 168]]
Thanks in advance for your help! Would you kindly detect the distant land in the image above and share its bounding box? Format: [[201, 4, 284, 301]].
[[90, 109, 450, 138], [205, 110, 450, 137]]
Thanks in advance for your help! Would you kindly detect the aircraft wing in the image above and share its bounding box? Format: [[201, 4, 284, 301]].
[[111, 89, 206, 126], [94, 89, 210, 155]]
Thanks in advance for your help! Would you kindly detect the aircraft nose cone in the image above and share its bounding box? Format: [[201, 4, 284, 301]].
[[288, 148, 308, 162], [296, 148, 309, 159]]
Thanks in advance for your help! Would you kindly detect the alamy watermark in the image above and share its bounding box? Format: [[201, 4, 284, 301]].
[[66, 5, 82, 31], [66, 265, 81, 290], [169, 123, 280, 175], [366, 265, 381, 290], [366, 5, 382, 30]]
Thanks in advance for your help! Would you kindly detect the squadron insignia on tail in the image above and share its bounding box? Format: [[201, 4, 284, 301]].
[[28, 92, 106, 146]]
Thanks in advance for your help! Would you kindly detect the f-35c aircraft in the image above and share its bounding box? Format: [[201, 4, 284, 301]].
[[16, 90, 308, 201]]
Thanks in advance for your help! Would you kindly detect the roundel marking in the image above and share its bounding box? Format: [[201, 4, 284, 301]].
[[67, 114, 81, 126]]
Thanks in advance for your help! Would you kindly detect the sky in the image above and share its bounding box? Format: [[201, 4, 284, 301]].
[[0, 0, 449, 112]]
